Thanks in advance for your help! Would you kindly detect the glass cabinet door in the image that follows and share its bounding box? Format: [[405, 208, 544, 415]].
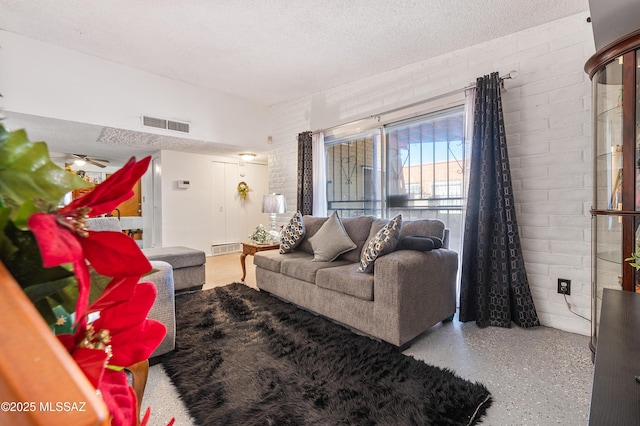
[[592, 56, 625, 351], [636, 50, 640, 293], [594, 58, 623, 212]]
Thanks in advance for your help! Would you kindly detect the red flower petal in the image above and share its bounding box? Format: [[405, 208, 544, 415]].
[[28, 213, 92, 322], [94, 283, 157, 333], [140, 408, 151, 426], [72, 259, 92, 324], [88, 276, 140, 313], [81, 231, 151, 277], [100, 369, 137, 426], [63, 157, 151, 217], [28, 213, 83, 267], [70, 347, 109, 389], [107, 319, 166, 367], [93, 283, 166, 366], [57, 334, 77, 353]]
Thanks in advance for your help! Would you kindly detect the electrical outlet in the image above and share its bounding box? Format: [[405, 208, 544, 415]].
[[557, 278, 571, 295]]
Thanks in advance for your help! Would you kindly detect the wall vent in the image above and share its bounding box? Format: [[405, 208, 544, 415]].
[[142, 116, 167, 129], [167, 120, 190, 133], [141, 115, 190, 133], [211, 243, 241, 256]]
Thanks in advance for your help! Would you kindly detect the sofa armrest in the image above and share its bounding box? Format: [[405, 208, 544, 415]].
[[144, 261, 176, 358], [373, 249, 458, 340]]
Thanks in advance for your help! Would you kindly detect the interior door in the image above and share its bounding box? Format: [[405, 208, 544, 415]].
[[110, 178, 141, 217], [151, 157, 162, 248], [211, 161, 240, 244], [211, 161, 226, 244]]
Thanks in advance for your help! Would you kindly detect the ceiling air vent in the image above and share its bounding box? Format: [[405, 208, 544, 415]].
[[167, 120, 190, 133], [142, 115, 167, 129], [141, 115, 190, 134]]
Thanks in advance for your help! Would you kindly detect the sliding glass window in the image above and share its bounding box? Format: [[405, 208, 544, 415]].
[[386, 106, 465, 253], [324, 105, 466, 253], [325, 130, 383, 218]]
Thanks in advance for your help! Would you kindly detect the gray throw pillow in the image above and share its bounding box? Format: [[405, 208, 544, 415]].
[[358, 214, 402, 273], [279, 211, 306, 254], [307, 211, 356, 262]]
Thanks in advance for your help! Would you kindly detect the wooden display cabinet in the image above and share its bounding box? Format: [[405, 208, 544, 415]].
[[586, 29, 640, 353]]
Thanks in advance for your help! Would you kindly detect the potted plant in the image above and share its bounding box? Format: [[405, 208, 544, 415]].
[[0, 123, 168, 425]]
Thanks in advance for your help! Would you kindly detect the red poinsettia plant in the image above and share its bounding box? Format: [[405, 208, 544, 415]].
[[0, 123, 167, 425]]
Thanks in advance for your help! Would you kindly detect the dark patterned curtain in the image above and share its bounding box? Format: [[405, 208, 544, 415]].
[[459, 73, 539, 328], [297, 131, 313, 215]]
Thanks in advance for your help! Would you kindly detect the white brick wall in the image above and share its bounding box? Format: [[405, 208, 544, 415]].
[[267, 99, 311, 221], [268, 12, 595, 336]]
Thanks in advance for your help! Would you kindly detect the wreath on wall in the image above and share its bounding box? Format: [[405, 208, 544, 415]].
[[237, 181, 251, 200]]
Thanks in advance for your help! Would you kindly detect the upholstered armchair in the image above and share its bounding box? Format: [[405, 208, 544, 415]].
[[86, 217, 176, 358]]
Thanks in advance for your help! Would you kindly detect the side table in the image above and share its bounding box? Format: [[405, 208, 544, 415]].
[[240, 242, 279, 281]]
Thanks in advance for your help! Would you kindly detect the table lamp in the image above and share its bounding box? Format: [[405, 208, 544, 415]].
[[262, 194, 287, 232]]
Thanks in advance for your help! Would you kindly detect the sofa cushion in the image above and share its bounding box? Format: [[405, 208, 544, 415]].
[[358, 214, 402, 273], [142, 246, 206, 269], [281, 256, 350, 284], [316, 263, 374, 301], [399, 219, 445, 241], [337, 216, 375, 263], [397, 236, 443, 251], [254, 250, 308, 273], [279, 211, 306, 254], [307, 212, 357, 262]]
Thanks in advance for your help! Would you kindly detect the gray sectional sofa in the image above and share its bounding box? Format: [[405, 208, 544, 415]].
[[85, 217, 206, 357], [254, 215, 458, 347]]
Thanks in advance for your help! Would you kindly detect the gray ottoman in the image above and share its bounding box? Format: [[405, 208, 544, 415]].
[[142, 246, 206, 293]]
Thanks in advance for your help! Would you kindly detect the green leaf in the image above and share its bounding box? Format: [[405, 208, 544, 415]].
[[57, 267, 112, 312], [0, 206, 17, 261], [0, 124, 92, 216], [12, 199, 39, 229], [23, 277, 76, 304], [1, 221, 74, 287], [626, 244, 640, 271], [34, 298, 57, 325], [50, 305, 74, 335], [2, 220, 44, 282]]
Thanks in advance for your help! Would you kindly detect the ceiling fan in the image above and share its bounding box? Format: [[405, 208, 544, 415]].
[[67, 154, 111, 168]]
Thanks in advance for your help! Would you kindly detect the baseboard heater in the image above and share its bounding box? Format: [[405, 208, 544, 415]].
[[211, 243, 242, 256]]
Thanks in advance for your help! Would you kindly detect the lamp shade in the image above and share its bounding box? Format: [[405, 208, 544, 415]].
[[262, 194, 287, 214]]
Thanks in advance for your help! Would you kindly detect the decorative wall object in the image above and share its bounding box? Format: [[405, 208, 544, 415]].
[[237, 181, 251, 200]]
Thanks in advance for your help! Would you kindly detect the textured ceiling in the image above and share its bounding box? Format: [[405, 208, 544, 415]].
[[0, 0, 589, 106], [0, 0, 590, 165]]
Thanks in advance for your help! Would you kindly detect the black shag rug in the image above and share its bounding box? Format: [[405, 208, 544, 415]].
[[161, 284, 492, 425]]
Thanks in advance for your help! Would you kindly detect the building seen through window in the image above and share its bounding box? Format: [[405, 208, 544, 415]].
[[324, 106, 465, 254]]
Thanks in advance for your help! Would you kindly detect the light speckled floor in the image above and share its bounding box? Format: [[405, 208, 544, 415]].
[[142, 253, 593, 426]]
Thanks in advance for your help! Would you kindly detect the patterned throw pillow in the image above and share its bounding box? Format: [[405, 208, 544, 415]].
[[279, 211, 306, 254], [358, 214, 402, 273]]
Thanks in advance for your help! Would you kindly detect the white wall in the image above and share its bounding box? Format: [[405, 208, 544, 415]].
[[0, 30, 274, 257], [0, 30, 270, 148], [156, 150, 268, 254], [268, 12, 595, 336]]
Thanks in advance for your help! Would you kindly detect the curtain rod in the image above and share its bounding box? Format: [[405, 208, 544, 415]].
[[312, 70, 518, 135]]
